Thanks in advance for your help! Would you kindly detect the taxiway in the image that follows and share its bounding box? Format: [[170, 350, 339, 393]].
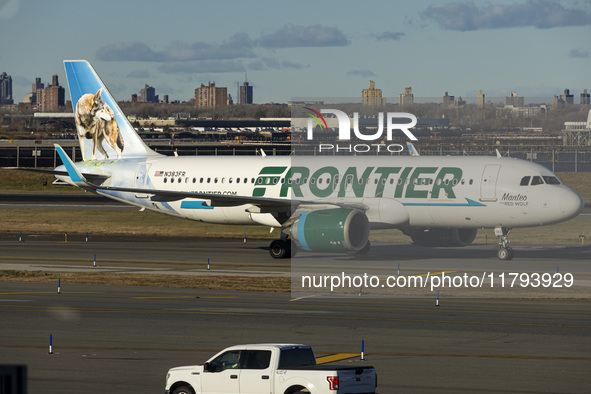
[[1, 236, 591, 392]]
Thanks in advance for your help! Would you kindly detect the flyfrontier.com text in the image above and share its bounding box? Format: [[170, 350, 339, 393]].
[[300, 272, 575, 292]]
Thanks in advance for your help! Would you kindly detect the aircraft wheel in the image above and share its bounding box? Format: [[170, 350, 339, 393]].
[[506, 247, 514, 260], [497, 247, 513, 261], [269, 240, 288, 259]]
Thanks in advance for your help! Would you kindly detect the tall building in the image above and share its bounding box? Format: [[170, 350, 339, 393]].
[[39, 75, 65, 112], [0, 72, 14, 104], [240, 81, 253, 104], [31, 77, 44, 105], [581, 89, 590, 105], [362, 81, 385, 107], [195, 82, 228, 109], [560, 89, 574, 105], [139, 84, 158, 103], [506, 92, 524, 107], [477, 90, 485, 108], [399, 87, 414, 106], [442, 91, 455, 107]]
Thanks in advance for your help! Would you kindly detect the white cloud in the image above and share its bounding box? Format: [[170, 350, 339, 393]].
[[258, 24, 349, 48], [421, 1, 591, 31]]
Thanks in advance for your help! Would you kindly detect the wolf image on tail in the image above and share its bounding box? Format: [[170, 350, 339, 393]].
[[75, 88, 124, 160], [94, 104, 124, 159]]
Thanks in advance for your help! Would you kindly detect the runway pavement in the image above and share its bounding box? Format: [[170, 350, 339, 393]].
[[1, 194, 591, 392], [1, 234, 590, 297], [1, 281, 590, 393], [1, 236, 591, 393]]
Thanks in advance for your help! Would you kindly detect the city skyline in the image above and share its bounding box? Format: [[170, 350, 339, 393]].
[[1, 0, 590, 104]]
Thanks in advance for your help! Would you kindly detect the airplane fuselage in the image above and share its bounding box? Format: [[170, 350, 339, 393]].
[[48, 60, 585, 259], [58, 155, 583, 231]]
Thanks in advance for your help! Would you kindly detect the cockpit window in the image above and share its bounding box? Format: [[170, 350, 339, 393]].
[[531, 176, 544, 185], [543, 176, 560, 185], [520, 176, 530, 186]]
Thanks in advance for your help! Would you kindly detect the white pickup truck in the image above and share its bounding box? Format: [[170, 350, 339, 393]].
[[165, 344, 377, 394]]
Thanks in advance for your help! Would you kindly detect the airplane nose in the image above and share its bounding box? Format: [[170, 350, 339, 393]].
[[559, 188, 584, 220]]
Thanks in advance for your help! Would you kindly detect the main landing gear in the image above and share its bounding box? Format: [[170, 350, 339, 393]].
[[269, 239, 292, 259], [494, 227, 514, 261], [269, 227, 297, 259]]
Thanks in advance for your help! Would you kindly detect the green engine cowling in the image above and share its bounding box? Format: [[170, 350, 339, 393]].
[[291, 208, 370, 253]]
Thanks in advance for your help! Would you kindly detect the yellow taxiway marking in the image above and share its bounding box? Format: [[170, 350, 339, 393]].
[[130, 296, 237, 300], [316, 353, 360, 364], [0, 344, 589, 361], [0, 291, 101, 295]]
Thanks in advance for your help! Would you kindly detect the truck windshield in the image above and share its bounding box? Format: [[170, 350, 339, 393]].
[[278, 347, 316, 369]]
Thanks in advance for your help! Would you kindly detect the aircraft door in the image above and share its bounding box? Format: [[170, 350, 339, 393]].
[[134, 163, 151, 198], [345, 174, 354, 193], [480, 164, 500, 201]]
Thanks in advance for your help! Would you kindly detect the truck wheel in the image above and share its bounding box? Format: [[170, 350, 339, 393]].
[[172, 386, 195, 394], [285, 387, 309, 394]]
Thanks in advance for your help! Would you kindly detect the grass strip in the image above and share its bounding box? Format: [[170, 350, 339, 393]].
[[0, 271, 290, 292]]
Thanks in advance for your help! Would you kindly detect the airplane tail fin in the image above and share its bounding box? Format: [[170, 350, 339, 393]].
[[407, 142, 420, 156], [64, 60, 158, 161]]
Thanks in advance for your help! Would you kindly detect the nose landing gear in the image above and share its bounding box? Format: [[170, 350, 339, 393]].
[[494, 227, 514, 260]]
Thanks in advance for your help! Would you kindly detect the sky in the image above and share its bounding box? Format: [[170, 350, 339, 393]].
[[1, 0, 590, 104]]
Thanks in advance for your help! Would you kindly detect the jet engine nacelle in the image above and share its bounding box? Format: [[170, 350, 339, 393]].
[[291, 208, 370, 253], [407, 228, 478, 247]]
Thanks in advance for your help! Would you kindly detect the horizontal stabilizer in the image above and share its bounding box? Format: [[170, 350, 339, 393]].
[[54, 144, 89, 185], [2, 167, 110, 183]]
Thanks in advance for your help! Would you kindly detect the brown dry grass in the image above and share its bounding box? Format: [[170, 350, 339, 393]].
[[556, 172, 591, 201], [0, 169, 84, 193], [0, 208, 274, 239], [0, 271, 290, 292]]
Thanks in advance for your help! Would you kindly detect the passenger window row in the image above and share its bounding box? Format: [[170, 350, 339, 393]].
[[161, 176, 476, 186]]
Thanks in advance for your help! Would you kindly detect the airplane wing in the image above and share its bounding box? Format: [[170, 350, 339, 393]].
[[96, 184, 295, 208]]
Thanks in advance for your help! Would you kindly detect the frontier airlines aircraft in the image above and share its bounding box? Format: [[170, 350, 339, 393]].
[[13, 61, 584, 260]]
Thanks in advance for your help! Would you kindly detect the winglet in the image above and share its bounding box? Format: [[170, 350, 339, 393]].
[[54, 144, 89, 185]]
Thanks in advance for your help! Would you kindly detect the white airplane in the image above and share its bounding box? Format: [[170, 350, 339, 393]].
[[12, 61, 584, 260]]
